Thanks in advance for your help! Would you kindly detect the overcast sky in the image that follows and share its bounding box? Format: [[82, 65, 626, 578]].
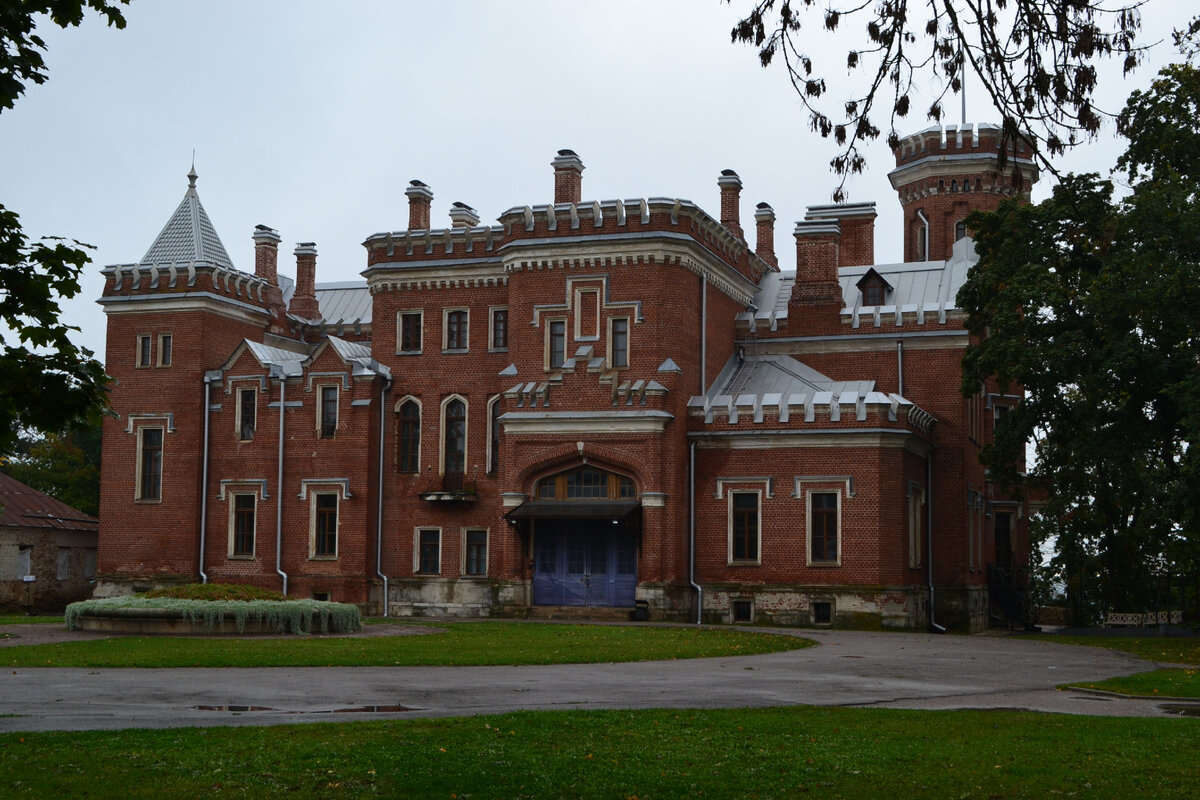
[[0, 0, 1186, 365]]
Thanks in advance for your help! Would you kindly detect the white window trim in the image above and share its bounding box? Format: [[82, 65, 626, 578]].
[[394, 395, 423, 473], [573, 288, 600, 341], [607, 315, 630, 370], [461, 527, 489, 577], [488, 306, 509, 352], [727, 489, 762, 566], [439, 394, 468, 477], [485, 394, 501, 475], [806, 489, 842, 567], [317, 383, 339, 439], [309, 491, 339, 560], [156, 333, 173, 367], [397, 309, 423, 355], [907, 482, 924, 570], [413, 526, 442, 574], [236, 386, 256, 441], [545, 317, 567, 370], [134, 425, 164, 503], [136, 333, 152, 368], [228, 491, 257, 559], [442, 307, 470, 353]]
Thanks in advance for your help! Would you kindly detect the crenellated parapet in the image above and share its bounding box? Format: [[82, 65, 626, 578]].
[[101, 261, 271, 305]]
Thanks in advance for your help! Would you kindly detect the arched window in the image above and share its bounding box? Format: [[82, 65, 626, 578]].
[[955, 220, 967, 241], [488, 395, 501, 474], [443, 398, 466, 480], [950, 179, 958, 193], [396, 399, 420, 473], [536, 466, 635, 501]]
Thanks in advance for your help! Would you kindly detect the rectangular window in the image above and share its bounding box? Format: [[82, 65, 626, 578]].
[[83, 549, 96, 579], [908, 485, 924, 570], [396, 400, 420, 473], [730, 491, 759, 564], [610, 317, 629, 368], [808, 491, 840, 565], [490, 308, 508, 350], [417, 528, 440, 574], [548, 319, 566, 368], [444, 309, 468, 351], [238, 388, 256, 441], [488, 398, 500, 474], [157, 333, 172, 366], [57, 547, 70, 581], [137, 334, 152, 367], [398, 311, 422, 353], [314, 493, 338, 558], [232, 494, 256, 557], [137, 427, 163, 501], [17, 545, 32, 578], [319, 385, 338, 439], [465, 529, 487, 576]]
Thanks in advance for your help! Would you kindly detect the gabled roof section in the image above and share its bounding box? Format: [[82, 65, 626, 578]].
[[703, 352, 875, 402], [140, 167, 235, 269], [316, 336, 392, 380], [230, 339, 311, 378], [0, 472, 97, 532]]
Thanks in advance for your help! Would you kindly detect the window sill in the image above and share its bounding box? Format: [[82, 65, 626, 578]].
[[310, 555, 338, 561], [727, 560, 760, 567], [441, 348, 469, 355], [134, 498, 162, 505], [487, 347, 509, 354], [228, 554, 255, 560], [807, 562, 841, 568], [396, 350, 423, 356]]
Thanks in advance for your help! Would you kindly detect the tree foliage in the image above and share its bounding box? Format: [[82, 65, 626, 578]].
[[2, 422, 101, 516], [958, 64, 1200, 619], [0, 1, 129, 454], [728, 0, 1198, 200]]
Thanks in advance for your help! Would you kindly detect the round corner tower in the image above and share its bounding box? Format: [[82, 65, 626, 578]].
[[888, 123, 1039, 263]]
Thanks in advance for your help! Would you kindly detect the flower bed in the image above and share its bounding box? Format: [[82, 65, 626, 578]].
[[65, 595, 361, 635]]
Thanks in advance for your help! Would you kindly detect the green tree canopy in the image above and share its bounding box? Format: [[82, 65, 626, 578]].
[[0, 1, 129, 454], [958, 63, 1200, 618]]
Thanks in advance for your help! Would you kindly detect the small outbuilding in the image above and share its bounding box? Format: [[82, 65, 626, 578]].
[[0, 472, 98, 613]]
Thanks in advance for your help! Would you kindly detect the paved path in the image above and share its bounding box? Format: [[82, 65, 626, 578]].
[[2, 628, 1192, 732]]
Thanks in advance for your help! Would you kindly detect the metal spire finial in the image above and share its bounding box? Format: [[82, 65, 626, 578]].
[[188, 150, 198, 190]]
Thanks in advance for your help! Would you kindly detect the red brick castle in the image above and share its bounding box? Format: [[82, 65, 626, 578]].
[[97, 124, 1036, 631]]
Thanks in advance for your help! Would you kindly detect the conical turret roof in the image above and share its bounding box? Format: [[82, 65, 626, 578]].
[[139, 166, 234, 268]]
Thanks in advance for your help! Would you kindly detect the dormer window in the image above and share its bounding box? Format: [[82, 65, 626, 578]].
[[855, 268, 893, 307]]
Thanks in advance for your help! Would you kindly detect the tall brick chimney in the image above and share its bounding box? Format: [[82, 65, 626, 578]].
[[718, 170, 744, 242], [448, 202, 480, 228], [252, 225, 281, 283], [804, 203, 877, 267], [754, 202, 777, 268], [791, 219, 842, 312], [290, 242, 321, 321], [406, 180, 433, 230], [552, 150, 584, 204]]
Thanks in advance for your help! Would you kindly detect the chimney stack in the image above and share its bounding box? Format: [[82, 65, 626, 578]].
[[552, 149, 584, 205], [803, 203, 877, 267], [252, 225, 281, 284], [406, 180, 433, 230], [448, 201, 480, 229], [718, 170, 744, 242], [290, 242, 321, 321], [754, 202, 777, 268]]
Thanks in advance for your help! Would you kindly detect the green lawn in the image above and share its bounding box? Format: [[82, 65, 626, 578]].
[[2, 707, 1197, 799], [0, 622, 807, 668], [0, 616, 59, 625], [1032, 634, 1200, 697], [1068, 668, 1200, 698]]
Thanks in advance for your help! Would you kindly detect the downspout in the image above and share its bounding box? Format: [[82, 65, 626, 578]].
[[376, 377, 392, 616], [700, 274, 707, 393], [198, 371, 220, 584], [916, 209, 930, 262], [689, 440, 703, 624], [274, 371, 288, 596], [927, 447, 945, 632], [896, 340, 904, 397]]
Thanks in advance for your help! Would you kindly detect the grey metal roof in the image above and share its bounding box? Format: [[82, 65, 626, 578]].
[[140, 168, 234, 268], [705, 353, 874, 402], [316, 282, 372, 325], [244, 340, 311, 377], [324, 336, 391, 380]]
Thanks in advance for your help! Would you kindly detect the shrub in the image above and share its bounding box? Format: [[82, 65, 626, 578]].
[[141, 583, 287, 602], [65, 596, 361, 634]]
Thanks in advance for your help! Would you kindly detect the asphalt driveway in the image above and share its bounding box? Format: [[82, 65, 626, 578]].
[[2, 627, 1191, 732]]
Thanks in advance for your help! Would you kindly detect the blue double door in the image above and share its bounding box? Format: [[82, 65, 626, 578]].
[[533, 519, 638, 607]]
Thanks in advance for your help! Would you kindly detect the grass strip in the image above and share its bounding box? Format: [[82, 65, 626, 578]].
[[1026, 635, 1200, 665], [0, 622, 807, 668], [2, 707, 1198, 799], [0, 617, 59, 626], [1068, 667, 1200, 698]]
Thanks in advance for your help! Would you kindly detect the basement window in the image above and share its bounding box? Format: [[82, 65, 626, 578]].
[[732, 598, 753, 624], [813, 601, 833, 625]]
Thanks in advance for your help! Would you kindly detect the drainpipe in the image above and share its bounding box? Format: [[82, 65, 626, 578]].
[[896, 340, 904, 396], [689, 440, 703, 624], [927, 448, 945, 632], [376, 377, 392, 616], [198, 371, 220, 584], [700, 274, 707, 393], [274, 370, 288, 596]]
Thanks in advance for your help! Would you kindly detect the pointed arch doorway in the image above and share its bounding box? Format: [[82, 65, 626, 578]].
[[507, 466, 641, 608]]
